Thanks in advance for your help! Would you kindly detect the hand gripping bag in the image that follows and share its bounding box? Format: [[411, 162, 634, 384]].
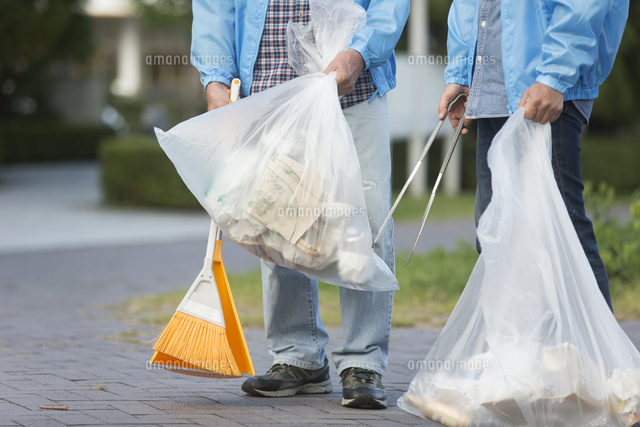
[[154, 0, 398, 291], [398, 109, 640, 426]]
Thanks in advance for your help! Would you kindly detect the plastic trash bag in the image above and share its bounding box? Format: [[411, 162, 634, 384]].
[[154, 0, 397, 291], [398, 109, 640, 426]]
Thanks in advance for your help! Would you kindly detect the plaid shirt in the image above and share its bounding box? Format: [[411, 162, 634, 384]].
[[250, 0, 376, 109]]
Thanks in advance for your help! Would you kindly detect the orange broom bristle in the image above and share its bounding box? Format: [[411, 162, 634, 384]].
[[152, 311, 241, 377]]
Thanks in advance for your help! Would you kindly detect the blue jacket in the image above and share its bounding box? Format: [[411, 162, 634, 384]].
[[191, 0, 410, 98], [445, 0, 629, 113]]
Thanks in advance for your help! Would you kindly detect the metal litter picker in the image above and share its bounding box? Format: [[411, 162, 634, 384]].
[[374, 94, 467, 265]]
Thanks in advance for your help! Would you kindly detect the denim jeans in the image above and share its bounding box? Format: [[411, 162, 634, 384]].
[[475, 102, 613, 310], [261, 95, 396, 375]]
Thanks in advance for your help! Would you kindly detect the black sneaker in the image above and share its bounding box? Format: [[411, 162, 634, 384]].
[[241, 358, 332, 397], [339, 367, 387, 409]]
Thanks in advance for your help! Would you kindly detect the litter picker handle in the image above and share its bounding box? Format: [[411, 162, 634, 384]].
[[373, 119, 444, 246], [373, 92, 468, 246], [405, 115, 466, 265]]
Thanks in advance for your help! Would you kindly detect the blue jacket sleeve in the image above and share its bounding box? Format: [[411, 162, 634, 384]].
[[444, 0, 477, 86], [536, 0, 629, 94], [349, 0, 410, 70], [191, 0, 237, 90]]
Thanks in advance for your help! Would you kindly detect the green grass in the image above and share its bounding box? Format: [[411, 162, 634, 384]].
[[392, 244, 479, 326], [610, 279, 640, 321], [114, 240, 640, 331], [113, 190, 640, 331], [114, 243, 480, 330], [390, 192, 476, 222], [390, 189, 634, 223]]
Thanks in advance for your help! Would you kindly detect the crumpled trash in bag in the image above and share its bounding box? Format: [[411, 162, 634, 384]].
[[608, 368, 640, 420], [247, 154, 328, 250], [398, 109, 640, 426], [153, 0, 397, 291]]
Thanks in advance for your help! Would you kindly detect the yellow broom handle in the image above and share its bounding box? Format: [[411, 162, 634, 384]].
[[206, 78, 241, 260], [205, 221, 218, 260], [229, 78, 241, 103]]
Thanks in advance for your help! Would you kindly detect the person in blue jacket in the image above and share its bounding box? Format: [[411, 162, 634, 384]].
[[439, 0, 629, 310], [191, 0, 409, 409]]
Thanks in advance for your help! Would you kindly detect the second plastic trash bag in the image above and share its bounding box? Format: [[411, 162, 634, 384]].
[[154, 0, 398, 291], [398, 109, 640, 426]]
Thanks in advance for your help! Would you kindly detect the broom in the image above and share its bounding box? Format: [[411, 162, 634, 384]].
[[149, 79, 254, 378]]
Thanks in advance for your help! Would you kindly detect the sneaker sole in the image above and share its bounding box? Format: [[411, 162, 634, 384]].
[[244, 379, 333, 397], [341, 393, 387, 409]]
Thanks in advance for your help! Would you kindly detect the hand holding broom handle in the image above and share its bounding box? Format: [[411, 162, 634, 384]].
[[373, 93, 467, 248], [229, 78, 241, 104], [205, 221, 219, 261], [206, 77, 242, 247]]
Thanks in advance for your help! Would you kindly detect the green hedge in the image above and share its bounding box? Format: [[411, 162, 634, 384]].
[[99, 135, 200, 209], [391, 133, 478, 192], [99, 132, 638, 210], [392, 131, 640, 195], [0, 120, 115, 163], [580, 135, 640, 194]]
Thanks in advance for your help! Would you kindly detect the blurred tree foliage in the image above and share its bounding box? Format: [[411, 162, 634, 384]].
[[427, 0, 452, 56], [0, 0, 93, 119], [590, 1, 640, 131], [133, 0, 192, 29], [395, 0, 450, 53]]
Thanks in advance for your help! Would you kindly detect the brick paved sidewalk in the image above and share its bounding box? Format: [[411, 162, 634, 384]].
[[1, 164, 638, 426], [0, 327, 440, 427], [0, 245, 444, 426], [2, 246, 640, 426]]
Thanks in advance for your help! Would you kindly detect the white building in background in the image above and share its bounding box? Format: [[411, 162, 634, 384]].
[[50, 0, 202, 128], [82, 0, 141, 99], [49, 0, 139, 125]]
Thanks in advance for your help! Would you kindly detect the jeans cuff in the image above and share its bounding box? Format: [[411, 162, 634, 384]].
[[336, 361, 385, 377], [273, 357, 325, 371]]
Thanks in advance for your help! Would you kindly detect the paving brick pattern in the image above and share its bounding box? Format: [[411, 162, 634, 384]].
[[2, 245, 639, 426], [0, 245, 448, 426]]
